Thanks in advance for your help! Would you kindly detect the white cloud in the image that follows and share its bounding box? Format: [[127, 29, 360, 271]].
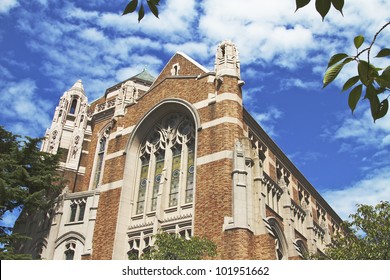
[[79, 27, 106, 42], [98, 0, 198, 41], [0, 79, 52, 137], [164, 42, 210, 61], [332, 107, 390, 149], [280, 77, 321, 90], [0, 0, 19, 14], [197, 0, 390, 73], [250, 107, 283, 137], [323, 166, 390, 220]]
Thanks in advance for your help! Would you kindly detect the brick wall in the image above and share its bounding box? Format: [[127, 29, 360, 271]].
[[91, 187, 121, 260]]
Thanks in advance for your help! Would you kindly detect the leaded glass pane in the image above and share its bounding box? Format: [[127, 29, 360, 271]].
[[169, 147, 181, 207], [136, 157, 149, 214], [151, 153, 164, 211], [185, 144, 195, 203]]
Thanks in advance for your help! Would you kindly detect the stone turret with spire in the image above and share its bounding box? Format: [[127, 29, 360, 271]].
[[41, 80, 90, 171]]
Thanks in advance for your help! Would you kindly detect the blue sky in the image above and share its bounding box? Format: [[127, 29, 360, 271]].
[[0, 0, 389, 226]]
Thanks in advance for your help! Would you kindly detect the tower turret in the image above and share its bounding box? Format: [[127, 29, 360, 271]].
[[215, 40, 241, 79], [42, 80, 89, 170]]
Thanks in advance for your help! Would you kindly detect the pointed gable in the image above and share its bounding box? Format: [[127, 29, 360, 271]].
[[151, 52, 210, 88]]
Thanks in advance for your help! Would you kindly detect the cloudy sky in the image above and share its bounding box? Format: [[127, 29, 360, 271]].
[[0, 0, 389, 224]]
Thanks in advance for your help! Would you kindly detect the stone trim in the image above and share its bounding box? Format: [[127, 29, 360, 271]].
[[193, 92, 242, 110], [202, 117, 243, 130], [98, 180, 123, 192], [196, 150, 233, 166], [105, 150, 125, 161]]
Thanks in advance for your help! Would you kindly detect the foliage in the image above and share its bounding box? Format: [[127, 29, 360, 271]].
[[323, 22, 390, 122], [122, 0, 160, 22], [0, 126, 63, 260], [310, 201, 390, 260], [132, 232, 217, 260], [122, 0, 345, 23], [295, 0, 344, 20]]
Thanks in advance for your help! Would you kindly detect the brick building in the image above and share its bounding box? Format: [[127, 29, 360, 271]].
[[14, 41, 342, 260]]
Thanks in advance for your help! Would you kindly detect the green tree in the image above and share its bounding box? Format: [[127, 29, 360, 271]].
[[131, 232, 217, 260], [0, 126, 63, 260], [310, 201, 390, 260], [122, 0, 389, 121]]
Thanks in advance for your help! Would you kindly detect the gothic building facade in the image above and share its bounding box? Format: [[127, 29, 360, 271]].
[[14, 41, 342, 260]]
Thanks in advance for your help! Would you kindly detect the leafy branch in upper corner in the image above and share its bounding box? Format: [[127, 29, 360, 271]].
[[295, 0, 344, 21], [124, 0, 345, 22], [323, 22, 390, 122], [122, 0, 160, 22]]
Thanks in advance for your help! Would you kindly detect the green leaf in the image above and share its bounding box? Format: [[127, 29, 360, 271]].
[[149, 0, 160, 5], [315, 0, 331, 21], [342, 76, 360, 92], [376, 48, 390, 58], [123, 0, 138, 15], [354, 35, 364, 49], [331, 0, 344, 15], [138, 3, 145, 22], [375, 99, 389, 121], [147, 0, 159, 18], [376, 66, 390, 88], [348, 84, 362, 113], [358, 60, 378, 86], [323, 58, 352, 88], [364, 84, 377, 100], [368, 95, 388, 122], [327, 53, 349, 69], [296, 0, 311, 11], [369, 95, 380, 121], [382, 65, 390, 78]]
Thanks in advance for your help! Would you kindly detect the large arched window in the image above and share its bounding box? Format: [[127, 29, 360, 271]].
[[135, 113, 195, 215]]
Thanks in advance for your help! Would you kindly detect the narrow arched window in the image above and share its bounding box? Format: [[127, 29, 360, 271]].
[[69, 203, 77, 222], [136, 156, 149, 214], [134, 113, 195, 215], [151, 151, 165, 211], [69, 98, 78, 114], [93, 136, 107, 189], [169, 145, 181, 207], [185, 141, 195, 203]]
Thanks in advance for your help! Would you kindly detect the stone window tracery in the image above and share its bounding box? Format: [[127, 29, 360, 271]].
[[69, 198, 87, 222], [135, 113, 195, 215]]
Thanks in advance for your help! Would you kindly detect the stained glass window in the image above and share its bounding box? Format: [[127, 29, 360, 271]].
[[135, 113, 196, 216]]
